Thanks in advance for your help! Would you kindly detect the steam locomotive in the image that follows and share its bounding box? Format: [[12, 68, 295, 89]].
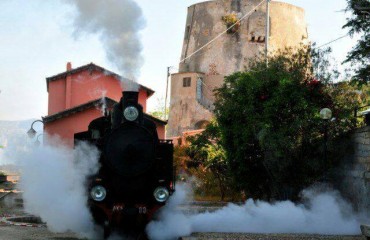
[[74, 91, 175, 238]]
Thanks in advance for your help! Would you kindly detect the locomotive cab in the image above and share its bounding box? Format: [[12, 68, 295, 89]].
[[74, 91, 174, 238]]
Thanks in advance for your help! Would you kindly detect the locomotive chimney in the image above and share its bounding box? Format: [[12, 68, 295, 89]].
[[122, 91, 139, 105]]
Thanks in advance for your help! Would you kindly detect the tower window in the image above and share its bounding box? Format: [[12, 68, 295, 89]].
[[183, 77, 191, 87]]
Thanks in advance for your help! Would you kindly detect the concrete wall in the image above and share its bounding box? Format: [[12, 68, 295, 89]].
[[168, 0, 308, 137]]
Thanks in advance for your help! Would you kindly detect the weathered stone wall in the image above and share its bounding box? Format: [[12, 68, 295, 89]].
[[179, 0, 307, 74], [339, 126, 370, 212], [353, 127, 370, 171], [168, 0, 308, 137]]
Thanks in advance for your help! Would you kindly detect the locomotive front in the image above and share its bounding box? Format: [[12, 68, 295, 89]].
[[74, 91, 174, 238]]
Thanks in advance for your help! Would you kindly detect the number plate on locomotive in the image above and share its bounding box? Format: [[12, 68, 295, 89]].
[[112, 204, 125, 212]]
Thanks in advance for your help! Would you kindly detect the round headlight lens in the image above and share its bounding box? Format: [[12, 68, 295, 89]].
[[90, 185, 106, 202], [124, 106, 139, 121], [153, 187, 169, 203]]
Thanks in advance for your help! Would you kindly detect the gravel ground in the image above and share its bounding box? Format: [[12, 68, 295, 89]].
[[0, 225, 82, 240], [0, 200, 367, 240], [0, 227, 365, 240], [180, 232, 366, 240]]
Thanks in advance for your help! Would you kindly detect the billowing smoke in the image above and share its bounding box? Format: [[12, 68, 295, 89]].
[[0, 131, 100, 238], [65, 0, 146, 86], [147, 184, 367, 240]]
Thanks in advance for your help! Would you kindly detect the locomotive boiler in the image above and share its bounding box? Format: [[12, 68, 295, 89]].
[[74, 91, 175, 238]]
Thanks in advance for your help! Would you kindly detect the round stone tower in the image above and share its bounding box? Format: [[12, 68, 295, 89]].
[[167, 0, 308, 138]]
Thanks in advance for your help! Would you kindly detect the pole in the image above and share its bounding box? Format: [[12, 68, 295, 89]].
[[323, 121, 328, 170], [164, 67, 170, 120], [265, 0, 270, 66]]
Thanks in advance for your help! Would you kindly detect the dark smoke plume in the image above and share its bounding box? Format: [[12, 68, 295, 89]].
[[65, 0, 146, 82]]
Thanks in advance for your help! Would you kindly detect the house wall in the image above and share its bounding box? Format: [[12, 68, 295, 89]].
[[44, 107, 166, 147], [47, 68, 148, 116], [48, 79, 66, 115], [45, 63, 164, 147], [44, 108, 102, 147]]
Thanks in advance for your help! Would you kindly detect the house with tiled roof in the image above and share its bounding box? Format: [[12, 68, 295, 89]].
[[43, 62, 166, 146]]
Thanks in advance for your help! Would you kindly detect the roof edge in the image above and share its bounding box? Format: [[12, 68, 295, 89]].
[[45, 63, 155, 97]]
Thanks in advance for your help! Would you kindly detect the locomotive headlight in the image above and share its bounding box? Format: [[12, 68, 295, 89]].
[[90, 185, 107, 202], [153, 187, 169, 203], [123, 106, 139, 121]]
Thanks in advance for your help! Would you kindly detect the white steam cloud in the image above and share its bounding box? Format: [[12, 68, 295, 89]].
[[0, 130, 100, 238], [147, 184, 367, 240], [65, 0, 146, 82]]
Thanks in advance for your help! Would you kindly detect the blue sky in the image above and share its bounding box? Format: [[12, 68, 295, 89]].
[[0, 0, 357, 120]]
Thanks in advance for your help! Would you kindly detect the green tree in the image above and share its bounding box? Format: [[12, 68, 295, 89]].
[[148, 96, 168, 120], [186, 121, 231, 201], [343, 0, 370, 83], [214, 46, 365, 200]]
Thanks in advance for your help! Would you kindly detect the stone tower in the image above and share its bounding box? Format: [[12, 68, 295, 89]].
[[167, 0, 308, 137]]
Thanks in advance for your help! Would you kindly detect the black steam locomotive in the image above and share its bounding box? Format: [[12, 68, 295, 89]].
[[74, 91, 175, 238]]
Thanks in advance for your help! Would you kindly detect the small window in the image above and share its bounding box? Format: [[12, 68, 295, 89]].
[[183, 77, 191, 87]]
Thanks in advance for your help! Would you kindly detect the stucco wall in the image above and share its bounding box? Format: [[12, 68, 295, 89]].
[[48, 79, 66, 115], [167, 72, 213, 137], [44, 108, 102, 147], [47, 69, 148, 115]]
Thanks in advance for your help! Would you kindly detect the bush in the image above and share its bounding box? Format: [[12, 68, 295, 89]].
[[213, 46, 365, 200]]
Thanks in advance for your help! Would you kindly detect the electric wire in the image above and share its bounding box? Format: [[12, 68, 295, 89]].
[[180, 0, 267, 63], [315, 34, 349, 49]]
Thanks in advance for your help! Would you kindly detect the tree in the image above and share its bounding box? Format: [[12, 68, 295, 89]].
[[214, 46, 365, 200], [148, 96, 168, 120], [343, 0, 370, 83], [185, 120, 231, 201]]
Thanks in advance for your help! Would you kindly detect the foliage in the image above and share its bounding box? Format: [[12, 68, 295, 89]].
[[185, 121, 232, 200], [343, 0, 370, 83], [173, 145, 189, 181], [148, 96, 168, 120], [221, 13, 240, 34], [222, 13, 239, 25], [213, 46, 365, 200]]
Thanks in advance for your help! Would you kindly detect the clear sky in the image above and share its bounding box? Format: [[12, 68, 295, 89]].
[[0, 0, 357, 121]]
